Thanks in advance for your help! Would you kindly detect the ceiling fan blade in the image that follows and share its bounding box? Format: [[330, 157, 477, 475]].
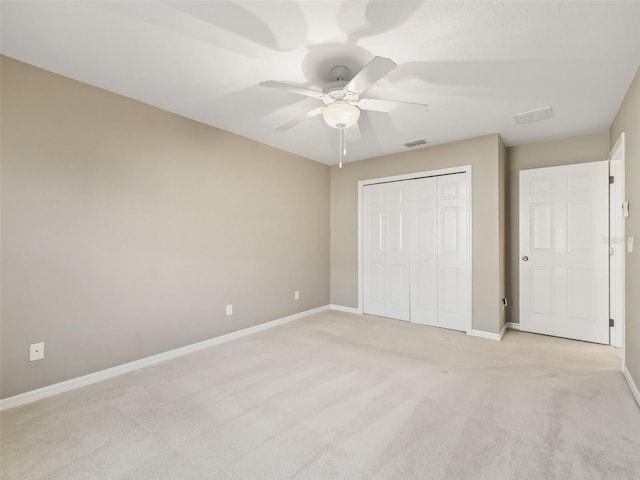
[[346, 122, 362, 142], [358, 98, 428, 113], [345, 56, 397, 94], [259, 80, 326, 100], [275, 108, 323, 131]]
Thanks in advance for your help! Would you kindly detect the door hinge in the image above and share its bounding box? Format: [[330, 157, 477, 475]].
[[610, 318, 615, 327], [609, 176, 614, 184]]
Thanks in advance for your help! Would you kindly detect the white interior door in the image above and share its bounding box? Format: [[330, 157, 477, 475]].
[[519, 161, 609, 344], [363, 182, 411, 321], [436, 174, 470, 331]]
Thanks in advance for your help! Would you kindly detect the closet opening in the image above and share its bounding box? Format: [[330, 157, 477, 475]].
[[357, 166, 472, 332]]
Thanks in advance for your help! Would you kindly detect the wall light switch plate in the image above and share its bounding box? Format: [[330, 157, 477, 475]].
[[294, 290, 300, 300], [226, 304, 233, 316], [627, 236, 634, 253], [30, 342, 44, 361]]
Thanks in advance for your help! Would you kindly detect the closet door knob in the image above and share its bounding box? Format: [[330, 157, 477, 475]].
[[522, 256, 529, 262]]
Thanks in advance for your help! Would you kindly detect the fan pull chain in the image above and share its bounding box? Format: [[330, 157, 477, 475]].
[[343, 131, 347, 156], [338, 127, 349, 168], [339, 127, 344, 168]]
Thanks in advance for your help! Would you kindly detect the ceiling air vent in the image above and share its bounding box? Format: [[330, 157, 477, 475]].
[[513, 105, 553, 125], [403, 139, 428, 148]]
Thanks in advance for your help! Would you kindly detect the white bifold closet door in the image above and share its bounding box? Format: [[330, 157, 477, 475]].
[[363, 173, 469, 331], [410, 175, 470, 330]]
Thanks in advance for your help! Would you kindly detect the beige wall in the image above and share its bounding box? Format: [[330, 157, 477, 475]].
[[0, 56, 330, 398], [505, 132, 610, 324], [610, 66, 640, 388], [330, 134, 504, 334]]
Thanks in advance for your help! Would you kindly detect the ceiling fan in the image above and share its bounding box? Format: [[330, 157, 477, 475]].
[[259, 56, 428, 136]]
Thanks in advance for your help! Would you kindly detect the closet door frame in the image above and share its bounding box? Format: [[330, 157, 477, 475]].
[[357, 166, 472, 333]]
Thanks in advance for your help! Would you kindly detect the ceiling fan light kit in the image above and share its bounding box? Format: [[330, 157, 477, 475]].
[[321, 101, 360, 129]]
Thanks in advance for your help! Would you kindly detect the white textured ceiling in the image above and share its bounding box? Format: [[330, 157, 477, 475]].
[[2, 1, 639, 165]]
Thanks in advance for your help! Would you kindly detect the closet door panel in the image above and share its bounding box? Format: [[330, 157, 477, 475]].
[[385, 183, 411, 320], [363, 185, 387, 317], [410, 178, 438, 326], [437, 174, 470, 331], [363, 182, 411, 321]]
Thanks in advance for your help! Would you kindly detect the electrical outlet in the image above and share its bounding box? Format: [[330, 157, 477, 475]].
[[294, 290, 300, 300], [226, 304, 233, 316], [30, 342, 44, 361]]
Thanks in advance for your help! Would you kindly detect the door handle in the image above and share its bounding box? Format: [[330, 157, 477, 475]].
[[522, 256, 529, 262]]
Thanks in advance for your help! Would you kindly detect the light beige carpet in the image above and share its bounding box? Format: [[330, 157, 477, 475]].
[[1, 310, 639, 479]]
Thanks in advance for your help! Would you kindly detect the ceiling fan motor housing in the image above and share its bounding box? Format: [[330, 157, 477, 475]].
[[323, 81, 360, 105], [323, 81, 347, 103], [323, 66, 359, 105]]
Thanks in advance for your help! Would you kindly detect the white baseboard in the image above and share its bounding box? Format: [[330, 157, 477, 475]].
[[467, 329, 502, 342], [329, 304, 360, 314], [499, 323, 507, 340], [622, 364, 640, 409], [0, 305, 329, 411], [506, 322, 521, 331]]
